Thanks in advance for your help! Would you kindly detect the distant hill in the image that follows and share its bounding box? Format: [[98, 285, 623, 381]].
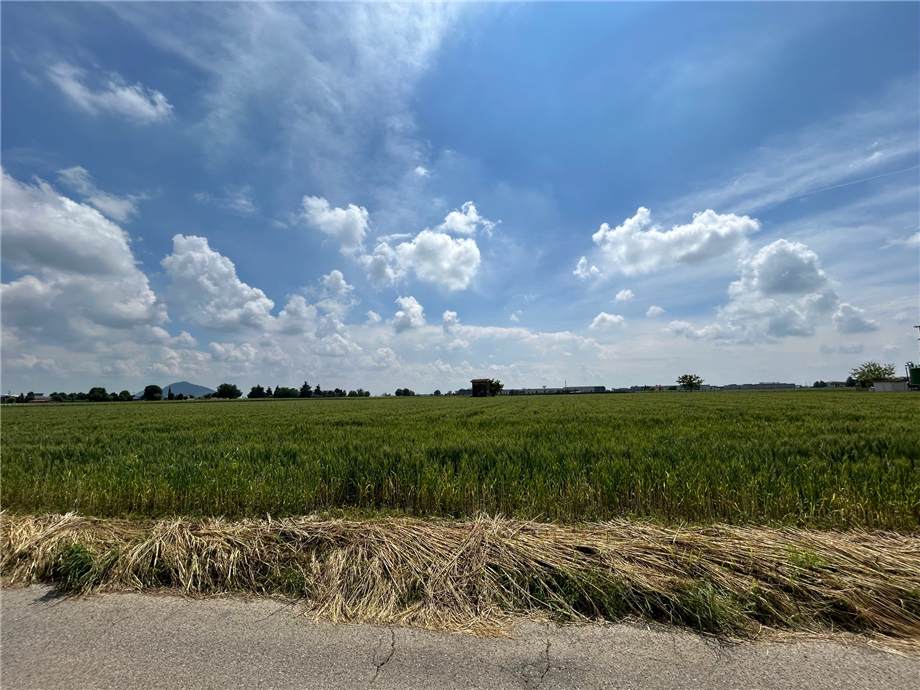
[[162, 381, 215, 398], [134, 381, 216, 399]]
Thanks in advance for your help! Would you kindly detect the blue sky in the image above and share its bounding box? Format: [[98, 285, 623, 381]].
[[2, 2, 918, 394]]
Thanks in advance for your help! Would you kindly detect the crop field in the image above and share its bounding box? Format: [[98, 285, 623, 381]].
[[3, 391, 918, 529]]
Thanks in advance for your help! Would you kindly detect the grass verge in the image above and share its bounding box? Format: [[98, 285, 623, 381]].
[[3, 512, 919, 648]]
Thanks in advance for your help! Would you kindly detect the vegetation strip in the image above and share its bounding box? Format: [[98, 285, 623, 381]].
[[3, 393, 919, 528], [3, 513, 919, 647]]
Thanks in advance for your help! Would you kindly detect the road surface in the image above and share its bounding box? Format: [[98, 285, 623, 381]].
[[2, 586, 917, 689]]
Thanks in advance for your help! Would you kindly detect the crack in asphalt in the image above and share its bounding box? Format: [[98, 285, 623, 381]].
[[522, 638, 553, 689], [371, 628, 396, 684]]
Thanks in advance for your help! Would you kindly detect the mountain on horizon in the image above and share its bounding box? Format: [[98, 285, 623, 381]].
[[134, 381, 216, 399]]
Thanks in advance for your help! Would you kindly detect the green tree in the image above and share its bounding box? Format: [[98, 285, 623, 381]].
[[87, 387, 109, 402], [248, 385, 266, 399], [299, 381, 313, 398], [167, 387, 175, 401], [489, 379, 504, 396], [143, 385, 163, 401], [118, 390, 133, 401], [850, 361, 896, 388], [215, 383, 242, 399], [273, 386, 299, 398], [265, 386, 274, 398], [677, 374, 704, 391]]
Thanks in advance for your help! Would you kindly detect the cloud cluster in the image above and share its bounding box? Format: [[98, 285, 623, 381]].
[[47, 62, 173, 123], [588, 207, 759, 276], [392, 296, 426, 331], [359, 203, 491, 291], [436, 201, 496, 236], [589, 312, 625, 330], [668, 239, 878, 342], [1, 170, 166, 344], [300, 196, 370, 254]]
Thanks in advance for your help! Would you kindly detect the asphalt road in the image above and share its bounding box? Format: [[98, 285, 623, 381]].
[[2, 586, 917, 689]]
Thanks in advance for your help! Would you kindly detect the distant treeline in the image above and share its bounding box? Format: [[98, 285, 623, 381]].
[[246, 382, 370, 399]]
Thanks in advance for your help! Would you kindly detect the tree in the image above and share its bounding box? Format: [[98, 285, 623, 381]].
[[87, 387, 109, 402], [248, 385, 266, 399], [488, 379, 504, 396], [109, 392, 120, 401], [273, 386, 299, 398], [167, 387, 175, 401], [299, 381, 313, 398], [118, 390, 133, 401], [265, 386, 273, 398], [433, 389, 442, 396], [850, 361, 896, 388], [143, 385, 163, 401], [813, 380, 827, 388], [215, 383, 242, 399], [313, 384, 322, 397], [677, 374, 704, 391]]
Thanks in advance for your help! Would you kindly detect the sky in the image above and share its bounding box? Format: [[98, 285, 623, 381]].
[[1, 2, 918, 395]]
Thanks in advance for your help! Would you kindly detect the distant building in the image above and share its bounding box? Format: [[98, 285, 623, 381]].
[[471, 379, 491, 397], [873, 380, 909, 392]]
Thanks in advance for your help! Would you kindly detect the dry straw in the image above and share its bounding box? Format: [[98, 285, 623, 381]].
[[2, 512, 919, 647]]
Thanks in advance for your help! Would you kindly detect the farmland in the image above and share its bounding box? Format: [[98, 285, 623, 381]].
[[3, 391, 918, 529]]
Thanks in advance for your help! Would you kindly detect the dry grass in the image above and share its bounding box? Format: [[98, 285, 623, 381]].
[[2, 512, 919, 648]]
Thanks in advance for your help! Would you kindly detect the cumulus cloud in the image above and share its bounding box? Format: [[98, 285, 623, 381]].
[[590, 207, 759, 276], [414, 166, 430, 178], [442, 310, 459, 331], [161, 234, 276, 330], [362, 230, 481, 291], [47, 62, 173, 123], [615, 288, 634, 302], [321, 270, 353, 298], [646, 305, 665, 318], [573, 256, 601, 280], [437, 201, 496, 236], [393, 296, 426, 331], [668, 239, 878, 343], [589, 312, 625, 330], [300, 196, 369, 254], [1, 170, 166, 342], [833, 303, 879, 334], [57, 166, 142, 222], [366, 310, 382, 324]]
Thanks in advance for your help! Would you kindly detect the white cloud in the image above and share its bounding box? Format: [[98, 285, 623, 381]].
[[363, 229, 481, 291], [884, 231, 920, 249], [1, 170, 165, 342], [366, 310, 382, 324], [47, 62, 173, 123], [615, 288, 635, 302], [509, 310, 522, 323], [321, 269, 353, 298], [57, 166, 141, 222], [442, 310, 459, 331], [300, 196, 369, 254], [573, 256, 601, 280], [668, 239, 879, 343], [393, 296, 426, 331], [646, 305, 665, 318], [590, 207, 759, 276], [161, 234, 275, 331], [414, 166, 430, 178], [437, 201, 496, 237], [833, 303, 880, 334], [589, 312, 625, 330]]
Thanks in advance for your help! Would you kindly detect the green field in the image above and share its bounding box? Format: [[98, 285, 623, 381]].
[[2, 392, 918, 528]]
